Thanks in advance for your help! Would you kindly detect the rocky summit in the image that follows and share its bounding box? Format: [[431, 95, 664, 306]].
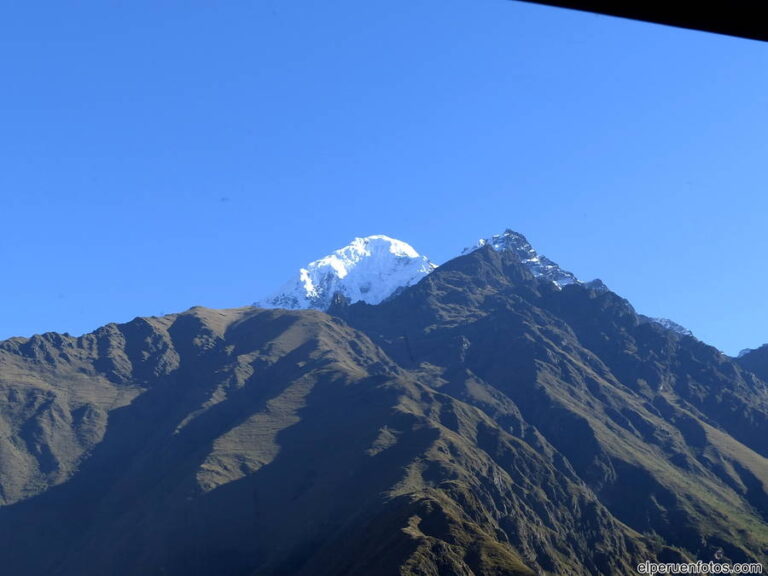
[[1, 231, 768, 576]]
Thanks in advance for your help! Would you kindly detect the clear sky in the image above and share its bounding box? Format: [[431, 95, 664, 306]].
[[2, 0, 767, 355]]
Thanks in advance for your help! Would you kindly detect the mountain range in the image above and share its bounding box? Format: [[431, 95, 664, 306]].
[[1, 229, 767, 575], [261, 230, 693, 339]]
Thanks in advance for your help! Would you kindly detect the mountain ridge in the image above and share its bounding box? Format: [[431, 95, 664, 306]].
[[263, 228, 696, 344]]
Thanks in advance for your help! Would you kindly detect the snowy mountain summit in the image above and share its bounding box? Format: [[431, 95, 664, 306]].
[[463, 229, 580, 287], [259, 235, 436, 310]]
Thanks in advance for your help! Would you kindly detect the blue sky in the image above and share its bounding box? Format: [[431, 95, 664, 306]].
[[1, 0, 767, 355]]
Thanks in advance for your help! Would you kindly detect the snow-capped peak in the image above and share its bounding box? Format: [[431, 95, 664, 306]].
[[462, 229, 580, 287], [259, 235, 436, 310]]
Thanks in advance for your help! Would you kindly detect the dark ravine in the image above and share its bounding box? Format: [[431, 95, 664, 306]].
[[1, 246, 768, 575]]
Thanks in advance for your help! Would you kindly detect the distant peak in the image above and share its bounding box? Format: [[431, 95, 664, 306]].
[[258, 235, 436, 310], [462, 228, 579, 288]]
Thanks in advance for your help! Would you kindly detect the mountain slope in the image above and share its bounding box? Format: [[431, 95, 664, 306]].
[[336, 245, 768, 564], [0, 306, 652, 576]]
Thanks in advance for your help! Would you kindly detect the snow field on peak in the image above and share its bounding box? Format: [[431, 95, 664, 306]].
[[260, 235, 436, 310]]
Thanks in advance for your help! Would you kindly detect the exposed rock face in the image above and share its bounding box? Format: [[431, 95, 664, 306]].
[[1, 247, 768, 575], [462, 228, 580, 287]]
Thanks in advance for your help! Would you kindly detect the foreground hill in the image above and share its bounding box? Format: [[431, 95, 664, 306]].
[[1, 245, 767, 575]]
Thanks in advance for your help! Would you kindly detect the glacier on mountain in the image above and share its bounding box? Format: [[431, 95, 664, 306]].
[[259, 235, 436, 310]]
